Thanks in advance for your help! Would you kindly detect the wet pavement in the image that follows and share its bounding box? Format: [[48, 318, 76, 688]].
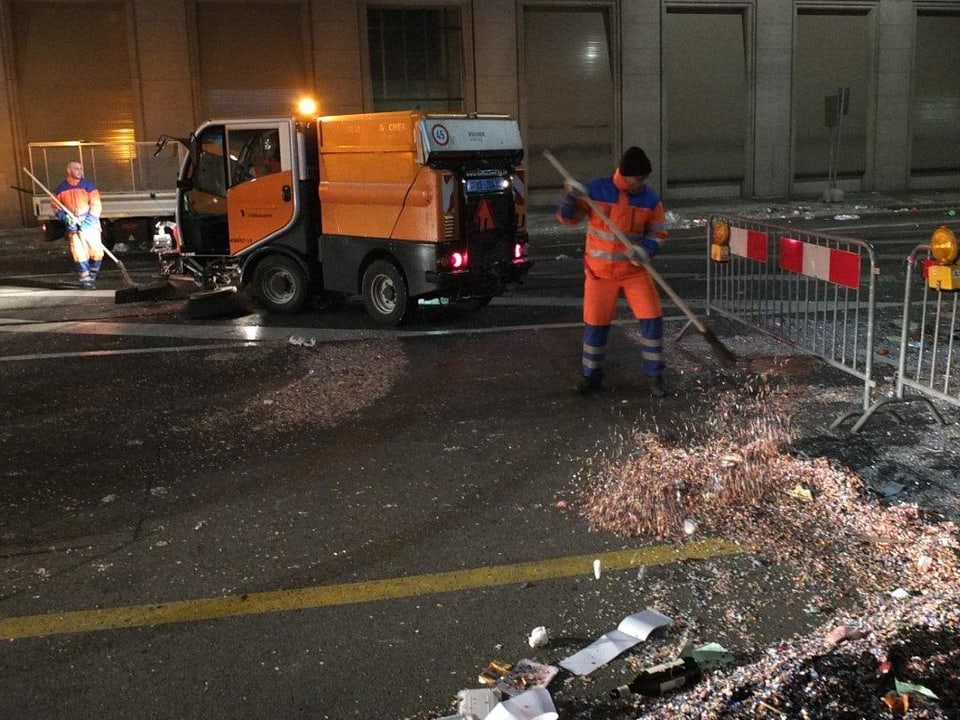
[[1, 189, 960, 718]]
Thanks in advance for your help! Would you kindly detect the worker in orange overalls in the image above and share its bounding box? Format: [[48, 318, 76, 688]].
[[53, 160, 104, 289], [557, 146, 669, 396]]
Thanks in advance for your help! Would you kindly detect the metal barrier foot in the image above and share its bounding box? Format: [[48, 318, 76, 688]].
[[833, 396, 950, 435]]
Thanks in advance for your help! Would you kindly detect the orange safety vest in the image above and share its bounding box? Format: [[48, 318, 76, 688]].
[[581, 171, 667, 279]]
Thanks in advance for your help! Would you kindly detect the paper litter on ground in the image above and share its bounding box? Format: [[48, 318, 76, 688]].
[[558, 608, 672, 676], [485, 687, 558, 720], [494, 659, 559, 697]]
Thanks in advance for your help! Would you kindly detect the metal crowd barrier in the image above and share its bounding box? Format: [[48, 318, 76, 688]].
[[838, 244, 959, 433], [702, 215, 879, 412]]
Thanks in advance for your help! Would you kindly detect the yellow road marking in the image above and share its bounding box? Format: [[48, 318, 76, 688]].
[[0, 538, 740, 640]]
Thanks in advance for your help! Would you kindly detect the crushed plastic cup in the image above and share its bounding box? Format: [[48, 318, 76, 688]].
[[528, 626, 549, 649], [288, 335, 316, 347]]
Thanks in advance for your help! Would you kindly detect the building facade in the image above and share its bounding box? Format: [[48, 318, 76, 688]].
[[1, 0, 958, 227]]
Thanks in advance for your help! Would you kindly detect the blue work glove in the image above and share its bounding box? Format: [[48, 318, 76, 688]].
[[557, 179, 588, 222], [624, 241, 650, 265], [626, 234, 661, 260], [558, 194, 583, 222], [80, 214, 99, 230], [56, 209, 79, 231]]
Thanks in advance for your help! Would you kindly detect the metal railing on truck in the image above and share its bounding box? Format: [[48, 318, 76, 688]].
[[703, 215, 879, 414]]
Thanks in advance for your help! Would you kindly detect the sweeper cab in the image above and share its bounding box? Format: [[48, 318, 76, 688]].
[[151, 111, 532, 324]]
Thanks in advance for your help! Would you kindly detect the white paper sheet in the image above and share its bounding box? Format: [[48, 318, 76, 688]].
[[558, 608, 672, 676], [485, 687, 558, 720]]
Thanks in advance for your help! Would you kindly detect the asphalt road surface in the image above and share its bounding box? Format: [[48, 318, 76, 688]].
[[1, 192, 959, 719]]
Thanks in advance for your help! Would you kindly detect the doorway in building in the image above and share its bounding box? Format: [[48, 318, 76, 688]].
[[911, 10, 960, 187], [792, 8, 871, 195], [523, 6, 615, 192], [663, 7, 750, 198]]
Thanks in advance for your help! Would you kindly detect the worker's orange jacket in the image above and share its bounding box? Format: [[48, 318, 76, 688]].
[[52, 176, 102, 221], [557, 169, 667, 280]]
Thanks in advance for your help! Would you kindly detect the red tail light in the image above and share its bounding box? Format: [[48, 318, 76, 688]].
[[513, 242, 525, 261], [450, 251, 468, 269]]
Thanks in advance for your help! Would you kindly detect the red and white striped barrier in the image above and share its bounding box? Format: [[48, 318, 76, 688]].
[[706, 215, 878, 416], [728, 226, 767, 263], [728, 227, 862, 290], [779, 237, 861, 290]]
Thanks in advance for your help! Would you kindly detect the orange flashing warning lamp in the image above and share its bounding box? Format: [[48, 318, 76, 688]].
[[927, 226, 960, 290], [711, 218, 730, 263]]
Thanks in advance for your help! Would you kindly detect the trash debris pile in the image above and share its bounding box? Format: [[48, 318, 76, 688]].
[[433, 610, 736, 720], [567, 377, 960, 718], [578, 380, 796, 541], [220, 340, 408, 432], [412, 364, 958, 720]]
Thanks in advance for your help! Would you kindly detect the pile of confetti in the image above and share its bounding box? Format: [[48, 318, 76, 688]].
[[573, 377, 960, 719]]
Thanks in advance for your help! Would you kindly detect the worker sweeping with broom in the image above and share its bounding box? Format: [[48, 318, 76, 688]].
[[556, 146, 670, 397], [52, 160, 104, 289]]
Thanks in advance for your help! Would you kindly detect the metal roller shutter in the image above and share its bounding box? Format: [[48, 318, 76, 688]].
[[10, 1, 133, 144], [196, 2, 307, 118], [523, 7, 615, 190]]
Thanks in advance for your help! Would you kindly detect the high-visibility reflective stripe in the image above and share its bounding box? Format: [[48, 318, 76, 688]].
[[588, 249, 632, 262], [590, 227, 619, 241]]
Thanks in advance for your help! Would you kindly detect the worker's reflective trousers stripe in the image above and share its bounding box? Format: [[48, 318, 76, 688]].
[[582, 318, 663, 379], [69, 228, 104, 283]]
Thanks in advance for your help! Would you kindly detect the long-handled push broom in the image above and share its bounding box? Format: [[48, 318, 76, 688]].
[[22, 167, 136, 287], [543, 149, 738, 368]]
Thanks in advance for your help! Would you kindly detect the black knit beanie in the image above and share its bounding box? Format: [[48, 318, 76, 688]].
[[619, 146, 652, 177]]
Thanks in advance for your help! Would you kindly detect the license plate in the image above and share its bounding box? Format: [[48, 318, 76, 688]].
[[465, 177, 505, 194]]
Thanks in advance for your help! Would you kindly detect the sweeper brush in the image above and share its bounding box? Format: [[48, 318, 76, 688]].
[[113, 278, 196, 304]]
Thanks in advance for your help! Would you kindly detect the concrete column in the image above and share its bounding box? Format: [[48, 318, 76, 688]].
[[874, 0, 913, 191], [621, 2, 662, 191], [471, 0, 519, 117], [314, 0, 364, 115], [132, 0, 196, 140], [753, 0, 793, 197]]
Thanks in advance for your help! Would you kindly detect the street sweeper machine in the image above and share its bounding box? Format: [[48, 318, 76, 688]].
[[146, 110, 532, 324]]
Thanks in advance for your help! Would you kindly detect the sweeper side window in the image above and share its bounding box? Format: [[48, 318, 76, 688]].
[[228, 129, 282, 185], [187, 127, 228, 201]]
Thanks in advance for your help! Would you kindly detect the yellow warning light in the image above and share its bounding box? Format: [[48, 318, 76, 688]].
[[297, 96, 318, 117], [927, 263, 960, 291], [712, 218, 730, 245], [711, 243, 730, 263], [930, 225, 958, 265]]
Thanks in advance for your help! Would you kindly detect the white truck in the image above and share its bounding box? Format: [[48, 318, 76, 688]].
[[27, 140, 186, 250]]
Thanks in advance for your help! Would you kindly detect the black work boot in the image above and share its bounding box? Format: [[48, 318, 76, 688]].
[[647, 375, 666, 398], [576, 374, 605, 395]]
